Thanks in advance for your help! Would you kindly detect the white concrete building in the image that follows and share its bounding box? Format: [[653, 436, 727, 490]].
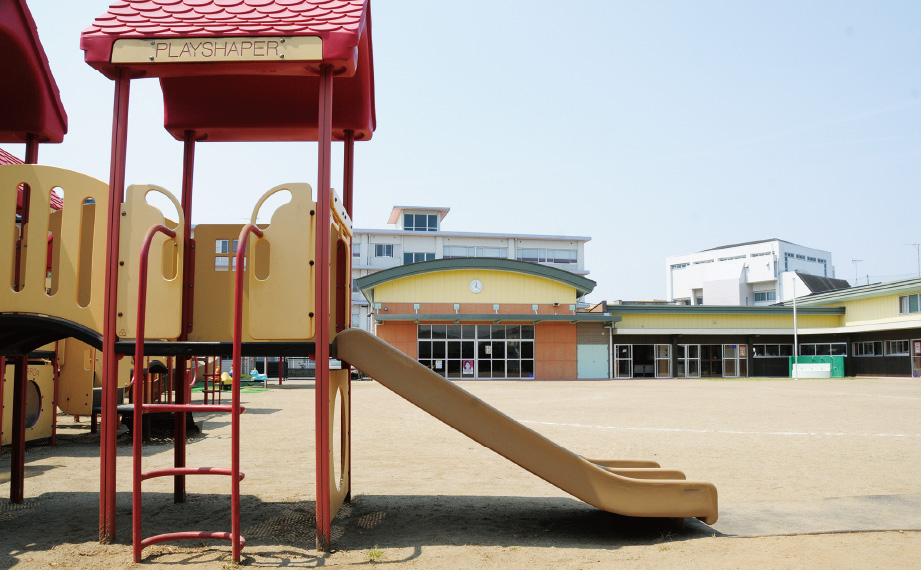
[[665, 239, 835, 306], [351, 206, 590, 330]]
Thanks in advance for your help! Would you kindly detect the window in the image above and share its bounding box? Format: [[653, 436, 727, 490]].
[[795, 254, 806, 260], [443, 246, 508, 259], [214, 239, 240, 271], [750, 252, 771, 258], [752, 344, 794, 357], [807, 256, 817, 262], [517, 248, 578, 264], [352, 244, 360, 258], [799, 343, 847, 356], [718, 255, 745, 261], [754, 291, 776, 302], [417, 324, 534, 379], [887, 340, 909, 356], [670, 262, 689, 270], [403, 213, 438, 232], [693, 259, 714, 264], [403, 252, 435, 264], [853, 341, 883, 357], [374, 244, 394, 257], [899, 293, 921, 314]]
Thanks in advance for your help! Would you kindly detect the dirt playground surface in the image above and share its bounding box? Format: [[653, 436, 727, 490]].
[[2, 376, 921, 568]]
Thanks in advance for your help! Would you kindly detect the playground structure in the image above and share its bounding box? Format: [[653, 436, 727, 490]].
[[0, 0, 718, 564]]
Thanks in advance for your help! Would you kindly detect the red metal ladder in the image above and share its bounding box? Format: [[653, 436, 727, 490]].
[[131, 224, 247, 562]]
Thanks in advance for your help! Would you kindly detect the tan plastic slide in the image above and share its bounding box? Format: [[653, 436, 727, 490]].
[[332, 329, 718, 524]]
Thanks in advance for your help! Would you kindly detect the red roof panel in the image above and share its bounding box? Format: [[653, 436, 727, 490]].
[[0, 0, 68, 143], [83, 0, 368, 72], [82, 1, 375, 142]]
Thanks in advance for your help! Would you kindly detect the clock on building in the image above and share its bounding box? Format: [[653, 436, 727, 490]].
[[469, 279, 483, 293]]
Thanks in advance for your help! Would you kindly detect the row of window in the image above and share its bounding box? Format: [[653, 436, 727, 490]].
[[753, 291, 776, 302], [418, 325, 536, 379], [752, 341, 914, 358], [404, 252, 435, 264], [443, 246, 508, 259], [853, 340, 910, 357], [403, 213, 438, 232], [516, 248, 578, 264], [364, 244, 578, 265]]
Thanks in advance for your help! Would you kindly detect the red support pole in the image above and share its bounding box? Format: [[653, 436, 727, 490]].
[[342, 130, 354, 218], [232, 223, 262, 562], [342, 130, 355, 503], [174, 130, 196, 503], [315, 65, 334, 552], [131, 224, 177, 563], [10, 356, 28, 503], [0, 356, 5, 456], [101, 69, 131, 543], [24, 133, 38, 165], [51, 344, 60, 446]]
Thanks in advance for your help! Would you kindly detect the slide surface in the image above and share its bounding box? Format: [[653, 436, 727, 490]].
[[332, 329, 717, 524]]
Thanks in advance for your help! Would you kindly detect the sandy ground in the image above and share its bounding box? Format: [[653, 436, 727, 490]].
[[2, 376, 921, 568]]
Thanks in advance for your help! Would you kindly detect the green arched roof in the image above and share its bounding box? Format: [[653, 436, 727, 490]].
[[355, 258, 596, 298]]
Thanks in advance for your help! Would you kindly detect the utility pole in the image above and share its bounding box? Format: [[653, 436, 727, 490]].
[[908, 244, 921, 278], [852, 259, 863, 286]]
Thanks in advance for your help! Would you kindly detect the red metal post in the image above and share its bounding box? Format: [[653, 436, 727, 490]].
[[0, 357, 4, 456], [174, 130, 196, 503], [24, 133, 38, 165], [51, 344, 60, 446], [342, 130, 355, 502], [343, 130, 354, 218], [131, 224, 176, 562], [13, 135, 37, 294], [10, 356, 28, 503], [315, 65, 334, 551], [232, 223, 263, 561], [101, 69, 131, 543]]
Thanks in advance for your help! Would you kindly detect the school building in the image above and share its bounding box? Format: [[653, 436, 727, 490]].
[[357, 257, 921, 379]]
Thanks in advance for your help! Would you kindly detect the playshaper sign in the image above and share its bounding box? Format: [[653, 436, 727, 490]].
[[110, 36, 322, 63]]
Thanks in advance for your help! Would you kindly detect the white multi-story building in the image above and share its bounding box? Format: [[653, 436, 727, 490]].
[[665, 239, 835, 306], [351, 206, 590, 330]]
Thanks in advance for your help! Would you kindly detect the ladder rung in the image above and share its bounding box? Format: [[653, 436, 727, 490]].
[[140, 531, 246, 550], [139, 404, 245, 414], [141, 467, 245, 481]]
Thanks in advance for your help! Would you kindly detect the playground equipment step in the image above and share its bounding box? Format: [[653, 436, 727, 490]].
[[141, 466, 245, 482]]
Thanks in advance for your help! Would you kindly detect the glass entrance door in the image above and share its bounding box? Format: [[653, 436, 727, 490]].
[[912, 339, 921, 378], [722, 344, 748, 378], [613, 345, 633, 378], [677, 345, 701, 378], [655, 344, 671, 378]]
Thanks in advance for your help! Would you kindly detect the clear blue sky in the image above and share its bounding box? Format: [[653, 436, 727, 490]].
[[10, 1, 921, 302]]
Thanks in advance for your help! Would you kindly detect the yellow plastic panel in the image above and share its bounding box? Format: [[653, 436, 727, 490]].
[[0, 166, 109, 332], [116, 184, 184, 340], [329, 197, 353, 339], [58, 338, 95, 415], [247, 183, 316, 340], [328, 368, 350, 518], [189, 224, 246, 343], [1, 362, 55, 446]]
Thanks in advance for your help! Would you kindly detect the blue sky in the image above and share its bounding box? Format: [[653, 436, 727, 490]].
[[10, 1, 921, 301]]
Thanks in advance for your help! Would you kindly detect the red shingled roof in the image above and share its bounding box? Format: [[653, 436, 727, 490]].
[[81, 0, 375, 142], [0, 0, 68, 143], [83, 0, 368, 75]]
